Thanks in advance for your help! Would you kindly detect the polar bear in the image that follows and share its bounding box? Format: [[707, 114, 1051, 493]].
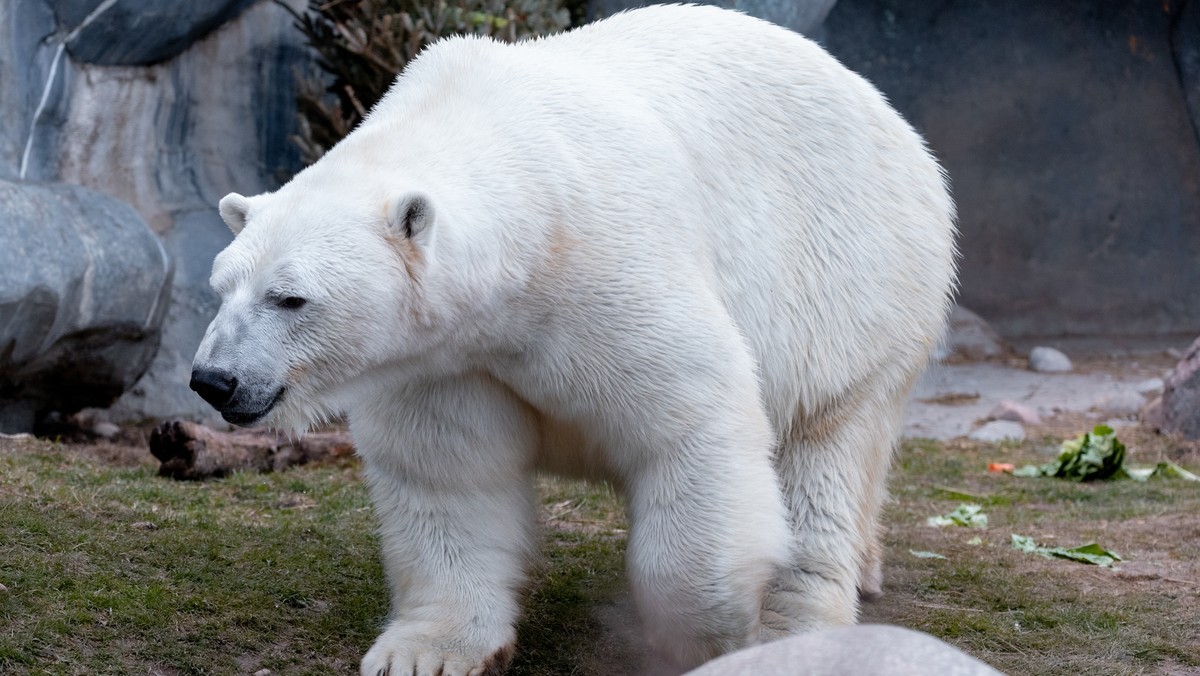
[[190, 4, 956, 675]]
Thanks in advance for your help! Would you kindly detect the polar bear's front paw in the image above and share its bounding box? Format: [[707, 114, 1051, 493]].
[[360, 619, 514, 676]]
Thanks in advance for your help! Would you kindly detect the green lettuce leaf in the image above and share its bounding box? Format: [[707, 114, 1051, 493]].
[[927, 504, 988, 528], [1011, 534, 1122, 567]]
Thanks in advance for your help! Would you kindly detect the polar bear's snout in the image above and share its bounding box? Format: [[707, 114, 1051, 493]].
[[189, 367, 236, 408], [188, 366, 285, 426], [191, 309, 290, 427]]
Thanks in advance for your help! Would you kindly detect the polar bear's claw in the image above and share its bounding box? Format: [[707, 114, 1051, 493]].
[[360, 622, 513, 676]]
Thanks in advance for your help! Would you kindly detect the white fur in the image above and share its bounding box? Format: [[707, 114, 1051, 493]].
[[194, 5, 956, 675]]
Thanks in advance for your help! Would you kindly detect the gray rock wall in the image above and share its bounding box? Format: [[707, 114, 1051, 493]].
[[823, 0, 1200, 338], [1, 0, 311, 427]]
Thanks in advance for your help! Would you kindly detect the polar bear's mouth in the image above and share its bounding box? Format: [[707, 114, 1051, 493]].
[[222, 386, 286, 426]]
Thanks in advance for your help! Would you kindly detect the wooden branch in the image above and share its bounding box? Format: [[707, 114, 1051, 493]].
[[149, 420, 355, 480]]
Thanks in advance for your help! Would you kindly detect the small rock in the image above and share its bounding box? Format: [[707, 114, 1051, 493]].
[[935, 306, 1009, 361], [1097, 389, 1146, 418], [1167, 347, 1184, 360], [92, 421, 121, 439], [1134, 378, 1164, 395], [253, 670, 272, 676], [130, 521, 158, 530], [969, 420, 1026, 443], [1028, 346, 1072, 373], [0, 582, 8, 593], [987, 400, 1041, 425], [1141, 395, 1164, 429]]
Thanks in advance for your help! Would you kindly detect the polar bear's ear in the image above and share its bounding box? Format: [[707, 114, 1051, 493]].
[[218, 193, 251, 235], [387, 191, 435, 239]]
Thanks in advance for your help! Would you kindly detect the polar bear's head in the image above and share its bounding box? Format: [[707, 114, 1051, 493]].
[[190, 185, 442, 433]]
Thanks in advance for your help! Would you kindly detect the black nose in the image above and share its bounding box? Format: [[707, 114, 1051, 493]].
[[190, 368, 238, 408]]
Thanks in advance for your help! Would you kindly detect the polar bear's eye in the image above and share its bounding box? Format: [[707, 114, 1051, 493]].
[[277, 296, 308, 310]]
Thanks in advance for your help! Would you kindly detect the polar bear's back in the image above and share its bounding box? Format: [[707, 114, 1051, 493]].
[[549, 5, 957, 417], [364, 4, 955, 424]]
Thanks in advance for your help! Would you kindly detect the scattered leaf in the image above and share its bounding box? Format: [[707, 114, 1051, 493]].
[[1013, 425, 1126, 481], [927, 503, 987, 528], [1011, 534, 1122, 567], [988, 462, 1015, 474], [966, 536, 984, 546], [1125, 460, 1200, 482], [910, 550, 947, 559]]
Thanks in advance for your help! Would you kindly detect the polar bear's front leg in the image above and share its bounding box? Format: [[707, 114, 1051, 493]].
[[624, 411, 790, 673], [351, 374, 538, 676]]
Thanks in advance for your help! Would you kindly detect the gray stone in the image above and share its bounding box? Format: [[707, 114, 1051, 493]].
[[0, 179, 171, 433], [988, 400, 1040, 425], [52, 0, 259, 66], [823, 1, 1200, 339], [1162, 335, 1200, 439], [588, 0, 836, 36], [968, 420, 1025, 443], [684, 624, 1003, 676], [1029, 347, 1072, 373], [936, 306, 1008, 361]]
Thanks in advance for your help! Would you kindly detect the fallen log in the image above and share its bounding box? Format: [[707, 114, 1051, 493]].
[[149, 420, 354, 480]]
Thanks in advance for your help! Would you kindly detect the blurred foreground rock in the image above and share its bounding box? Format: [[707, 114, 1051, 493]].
[[684, 624, 1003, 676], [0, 179, 170, 433]]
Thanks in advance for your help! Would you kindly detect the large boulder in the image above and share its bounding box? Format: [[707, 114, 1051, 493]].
[[1162, 336, 1200, 439], [0, 179, 171, 433], [823, 0, 1200, 339]]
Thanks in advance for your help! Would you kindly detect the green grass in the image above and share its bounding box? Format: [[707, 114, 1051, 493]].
[[2, 432, 1197, 675], [0, 441, 629, 675], [865, 436, 1200, 675], [1, 444, 382, 674]]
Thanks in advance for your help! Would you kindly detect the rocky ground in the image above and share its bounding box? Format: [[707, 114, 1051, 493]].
[[906, 349, 1176, 442]]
